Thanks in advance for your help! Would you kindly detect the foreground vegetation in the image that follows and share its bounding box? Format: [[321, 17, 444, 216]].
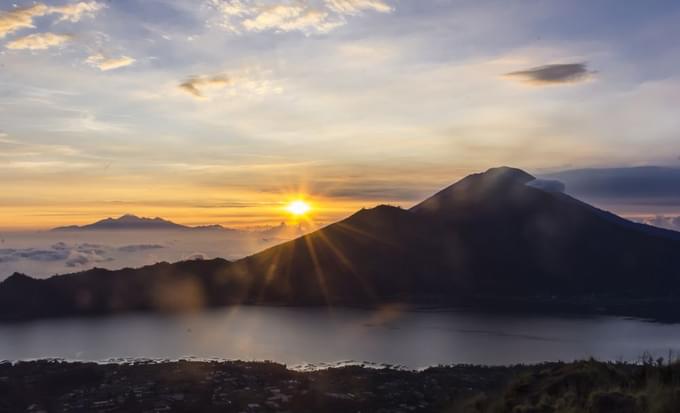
[[464, 356, 680, 413], [1, 357, 680, 412]]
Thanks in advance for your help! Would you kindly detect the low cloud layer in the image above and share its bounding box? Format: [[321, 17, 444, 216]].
[[0, 242, 167, 270], [5, 32, 72, 50], [117, 244, 165, 253], [0, 226, 304, 279], [0, 247, 69, 263], [642, 216, 680, 231], [504, 63, 593, 85], [0, 242, 112, 268], [526, 179, 566, 193]]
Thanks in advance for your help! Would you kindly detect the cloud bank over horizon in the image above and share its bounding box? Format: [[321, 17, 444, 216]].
[[0, 225, 305, 280]]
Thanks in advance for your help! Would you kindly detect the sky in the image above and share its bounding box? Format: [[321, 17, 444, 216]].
[[1, 0, 680, 230]]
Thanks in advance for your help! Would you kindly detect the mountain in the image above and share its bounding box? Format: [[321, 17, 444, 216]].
[[3, 167, 680, 322], [52, 214, 235, 232]]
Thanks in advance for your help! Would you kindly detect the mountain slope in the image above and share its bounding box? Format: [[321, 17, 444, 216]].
[[3, 167, 680, 321]]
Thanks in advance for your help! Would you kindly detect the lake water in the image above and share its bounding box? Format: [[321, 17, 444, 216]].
[[2, 306, 680, 369]]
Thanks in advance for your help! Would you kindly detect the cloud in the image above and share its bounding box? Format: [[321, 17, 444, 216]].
[[86, 54, 136, 71], [322, 185, 425, 201], [51, 241, 70, 250], [0, 2, 103, 39], [637, 216, 680, 232], [542, 167, 680, 200], [65, 254, 92, 267], [177, 69, 281, 99], [242, 5, 341, 33], [5, 32, 72, 50], [0, 242, 110, 268], [0, 248, 70, 262], [117, 244, 165, 253], [0, 4, 50, 38], [209, 0, 392, 34], [526, 179, 566, 193], [504, 63, 594, 85], [179, 74, 231, 98], [76, 243, 106, 255], [325, 0, 393, 15], [50, 1, 105, 23], [0, 241, 166, 270], [0, 132, 13, 144]]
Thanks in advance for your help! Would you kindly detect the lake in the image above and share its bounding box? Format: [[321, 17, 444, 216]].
[[2, 306, 679, 369]]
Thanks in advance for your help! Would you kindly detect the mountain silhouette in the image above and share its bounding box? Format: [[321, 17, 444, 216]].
[[52, 214, 234, 232], [3, 167, 680, 321]]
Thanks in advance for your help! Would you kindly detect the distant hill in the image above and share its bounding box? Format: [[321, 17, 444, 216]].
[[4, 167, 680, 322], [52, 214, 235, 232]]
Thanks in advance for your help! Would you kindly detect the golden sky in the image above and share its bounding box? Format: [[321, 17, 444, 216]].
[[1, 0, 680, 229]]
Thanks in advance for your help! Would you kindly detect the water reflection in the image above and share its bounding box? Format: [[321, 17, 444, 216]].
[[1, 307, 679, 369]]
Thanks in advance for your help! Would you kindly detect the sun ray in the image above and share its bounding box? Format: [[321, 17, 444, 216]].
[[315, 230, 377, 301], [302, 234, 333, 308]]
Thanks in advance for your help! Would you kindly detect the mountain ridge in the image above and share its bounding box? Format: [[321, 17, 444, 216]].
[[51, 214, 237, 232], [4, 166, 680, 322]]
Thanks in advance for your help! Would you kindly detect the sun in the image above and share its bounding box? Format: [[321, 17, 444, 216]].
[[286, 200, 311, 216]]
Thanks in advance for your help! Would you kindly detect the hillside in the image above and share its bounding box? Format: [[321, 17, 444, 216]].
[[2, 167, 680, 321]]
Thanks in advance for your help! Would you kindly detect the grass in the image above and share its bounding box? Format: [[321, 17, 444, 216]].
[[461, 355, 680, 413]]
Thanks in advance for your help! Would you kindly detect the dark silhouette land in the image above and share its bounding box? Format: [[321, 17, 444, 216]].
[[3, 166, 680, 322]]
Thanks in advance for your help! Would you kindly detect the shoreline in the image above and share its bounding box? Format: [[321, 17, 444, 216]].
[[2, 358, 679, 412]]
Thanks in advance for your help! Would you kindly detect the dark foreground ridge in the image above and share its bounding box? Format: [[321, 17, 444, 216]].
[[3, 166, 680, 322], [1, 359, 679, 412]]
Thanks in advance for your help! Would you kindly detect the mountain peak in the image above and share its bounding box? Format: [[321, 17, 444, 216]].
[[119, 214, 142, 221], [410, 166, 535, 214], [51, 215, 237, 232], [1, 272, 35, 286], [482, 166, 535, 184], [52, 214, 187, 231]]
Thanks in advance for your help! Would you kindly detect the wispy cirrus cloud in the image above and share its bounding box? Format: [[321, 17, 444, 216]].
[[209, 0, 392, 34], [5, 32, 72, 50], [504, 63, 594, 85], [0, 2, 104, 38], [86, 53, 136, 71]]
